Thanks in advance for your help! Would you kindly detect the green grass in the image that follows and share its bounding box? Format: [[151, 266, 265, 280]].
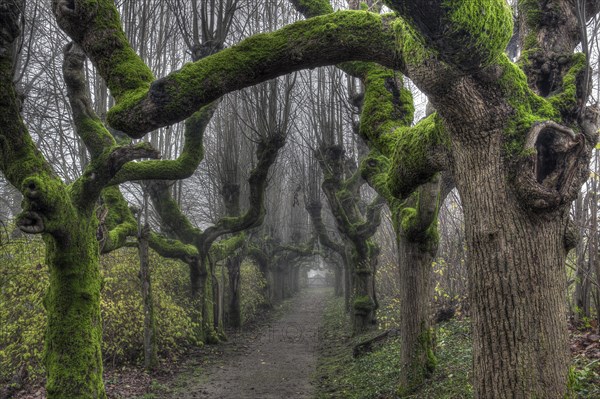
[[314, 294, 600, 398], [314, 295, 405, 398], [409, 320, 472, 398], [314, 294, 473, 398]]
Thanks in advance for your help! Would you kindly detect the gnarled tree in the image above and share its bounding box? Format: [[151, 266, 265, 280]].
[[1, 0, 597, 396]]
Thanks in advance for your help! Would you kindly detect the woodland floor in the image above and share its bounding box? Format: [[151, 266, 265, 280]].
[[8, 287, 600, 398]]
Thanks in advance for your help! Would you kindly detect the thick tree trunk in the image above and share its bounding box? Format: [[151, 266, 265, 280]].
[[44, 217, 106, 398], [226, 256, 242, 329], [455, 134, 569, 398], [200, 257, 218, 343], [397, 238, 436, 392], [138, 224, 158, 370]]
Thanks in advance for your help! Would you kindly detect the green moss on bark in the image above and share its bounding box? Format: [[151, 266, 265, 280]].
[[43, 216, 106, 398], [548, 53, 587, 116], [98, 186, 136, 253], [86, 1, 154, 100], [393, 18, 438, 66], [442, 0, 513, 67], [353, 295, 375, 315], [388, 114, 448, 199], [289, 0, 334, 18], [399, 325, 437, 395], [210, 233, 246, 262], [360, 65, 414, 155], [496, 55, 559, 156]]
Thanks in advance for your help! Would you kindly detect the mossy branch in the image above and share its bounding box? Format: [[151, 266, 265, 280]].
[[148, 232, 199, 262], [71, 143, 161, 208], [53, 3, 399, 135], [387, 113, 450, 199], [97, 185, 198, 261], [358, 65, 414, 156], [63, 42, 114, 158], [98, 186, 137, 253], [209, 233, 246, 262], [288, 0, 333, 18], [0, 6, 59, 208], [147, 180, 202, 246], [148, 133, 285, 265], [63, 42, 164, 209], [398, 176, 442, 246], [110, 102, 220, 185], [273, 236, 318, 269], [384, 0, 513, 71], [247, 244, 270, 271]]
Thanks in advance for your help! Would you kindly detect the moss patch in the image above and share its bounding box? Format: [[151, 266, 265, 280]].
[[388, 113, 449, 199], [496, 55, 559, 157], [360, 65, 414, 155], [442, 0, 513, 68]]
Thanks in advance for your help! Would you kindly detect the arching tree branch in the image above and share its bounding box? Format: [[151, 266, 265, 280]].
[[52, 1, 399, 135]]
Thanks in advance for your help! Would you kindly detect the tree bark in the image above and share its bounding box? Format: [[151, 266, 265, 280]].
[[396, 229, 437, 391], [138, 223, 158, 370], [455, 133, 570, 398]]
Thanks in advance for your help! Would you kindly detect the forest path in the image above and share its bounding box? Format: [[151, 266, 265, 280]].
[[162, 287, 329, 398]]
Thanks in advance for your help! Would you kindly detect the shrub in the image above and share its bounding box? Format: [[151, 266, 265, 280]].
[[1, 231, 200, 385]]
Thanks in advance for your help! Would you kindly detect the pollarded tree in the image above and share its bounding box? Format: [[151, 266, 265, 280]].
[[304, 67, 385, 333], [1, 0, 597, 396]]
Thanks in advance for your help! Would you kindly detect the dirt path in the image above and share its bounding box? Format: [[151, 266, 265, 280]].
[[163, 287, 329, 399]]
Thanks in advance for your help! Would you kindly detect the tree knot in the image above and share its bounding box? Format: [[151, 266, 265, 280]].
[[515, 121, 589, 210]]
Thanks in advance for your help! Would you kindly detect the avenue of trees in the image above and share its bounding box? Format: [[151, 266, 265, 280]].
[[2, 0, 600, 398]]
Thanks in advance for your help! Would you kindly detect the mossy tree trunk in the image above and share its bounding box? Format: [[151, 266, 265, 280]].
[[348, 239, 379, 332], [358, 80, 445, 392], [0, 19, 158, 396], [394, 179, 443, 392], [43, 214, 105, 398], [248, 245, 273, 308]]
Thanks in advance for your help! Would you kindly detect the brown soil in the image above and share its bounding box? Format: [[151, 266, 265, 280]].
[[160, 287, 330, 399]]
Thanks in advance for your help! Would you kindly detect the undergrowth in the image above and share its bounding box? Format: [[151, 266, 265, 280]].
[[314, 294, 598, 398]]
